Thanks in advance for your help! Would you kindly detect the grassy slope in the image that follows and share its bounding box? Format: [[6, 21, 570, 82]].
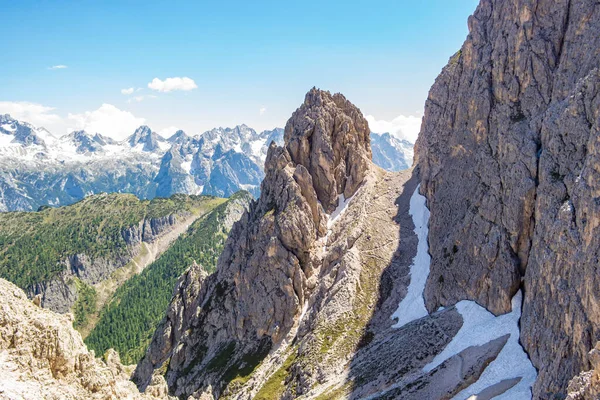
[[85, 192, 251, 364], [0, 192, 215, 290]]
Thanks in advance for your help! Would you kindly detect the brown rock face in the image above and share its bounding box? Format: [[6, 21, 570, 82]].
[[285, 88, 372, 212], [134, 88, 373, 398], [416, 0, 600, 397]]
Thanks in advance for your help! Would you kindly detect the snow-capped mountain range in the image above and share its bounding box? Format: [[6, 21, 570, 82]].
[[0, 114, 413, 211]]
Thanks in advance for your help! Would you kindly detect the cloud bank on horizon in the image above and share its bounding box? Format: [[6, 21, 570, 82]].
[[67, 104, 146, 140], [366, 113, 422, 143]]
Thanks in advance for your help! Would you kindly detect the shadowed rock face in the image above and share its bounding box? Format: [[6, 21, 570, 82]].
[[416, 0, 600, 397]]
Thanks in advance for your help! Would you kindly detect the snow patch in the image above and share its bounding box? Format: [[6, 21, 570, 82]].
[[0, 134, 14, 147], [181, 161, 192, 174], [389, 184, 536, 398], [1, 124, 15, 132], [250, 138, 266, 161], [391, 185, 430, 328], [424, 291, 537, 400], [327, 194, 352, 230], [157, 140, 171, 152], [239, 183, 257, 191]]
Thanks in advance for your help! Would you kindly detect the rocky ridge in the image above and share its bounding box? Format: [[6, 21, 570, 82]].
[[32, 203, 205, 315]]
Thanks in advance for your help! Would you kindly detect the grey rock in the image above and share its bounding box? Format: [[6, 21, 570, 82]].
[[285, 88, 372, 212]]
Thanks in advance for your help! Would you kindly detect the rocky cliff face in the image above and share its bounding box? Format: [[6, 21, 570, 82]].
[[415, 0, 600, 397], [0, 278, 172, 400]]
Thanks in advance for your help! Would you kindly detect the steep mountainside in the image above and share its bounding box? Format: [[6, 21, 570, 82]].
[[85, 192, 251, 364], [415, 0, 600, 398], [0, 115, 412, 211], [0, 278, 172, 400], [0, 193, 223, 328], [133, 89, 537, 400]]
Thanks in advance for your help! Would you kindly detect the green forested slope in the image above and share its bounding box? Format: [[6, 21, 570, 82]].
[[85, 191, 251, 364], [0, 193, 216, 290]]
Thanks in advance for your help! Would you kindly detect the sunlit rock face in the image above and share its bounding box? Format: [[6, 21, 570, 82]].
[[416, 0, 600, 397]]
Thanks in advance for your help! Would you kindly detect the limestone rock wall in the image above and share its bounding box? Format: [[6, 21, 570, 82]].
[[134, 89, 374, 399], [415, 0, 600, 397]]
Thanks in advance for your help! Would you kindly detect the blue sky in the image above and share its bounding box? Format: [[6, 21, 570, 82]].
[[0, 0, 478, 141]]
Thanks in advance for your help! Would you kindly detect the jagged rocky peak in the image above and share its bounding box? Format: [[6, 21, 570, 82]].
[[67, 130, 101, 153], [134, 88, 376, 398], [129, 125, 165, 151], [167, 129, 189, 144], [284, 87, 372, 212]]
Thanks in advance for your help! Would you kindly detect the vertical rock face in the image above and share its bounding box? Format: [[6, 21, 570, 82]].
[[134, 88, 373, 398], [416, 0, 600, 397]]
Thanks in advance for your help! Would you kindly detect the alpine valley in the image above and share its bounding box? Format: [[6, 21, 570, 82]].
[[1, 0, 600, 399]]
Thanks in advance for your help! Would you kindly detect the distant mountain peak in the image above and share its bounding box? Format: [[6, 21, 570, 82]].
[[0, 116, 411, 212], [167, 130, 189, 144], [128, 125, 165, 151]]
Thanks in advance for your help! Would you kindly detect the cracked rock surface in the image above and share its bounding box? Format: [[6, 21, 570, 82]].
[[0, 278, 172, 400], [416, 0, 600, 397]]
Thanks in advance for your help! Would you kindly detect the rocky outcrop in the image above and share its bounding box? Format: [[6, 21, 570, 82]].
[[134, 89, 376, 398], [566, 342, 600, 400], [285, 88, 372, 212], [0, 278, 172, 400], [415, 0, 600, 397], [30, 211, 192, 314]]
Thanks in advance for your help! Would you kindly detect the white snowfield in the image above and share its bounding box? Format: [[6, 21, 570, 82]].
[[327, 194, 352, 229], [391, 184, 430, 327], [392, 185, 537, 399]]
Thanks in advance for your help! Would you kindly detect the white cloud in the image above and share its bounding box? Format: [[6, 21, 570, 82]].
[[365, 113, 423, 143], [0, 101, 62, 127], [127, 96, 145, 103], [68, 104, 145, 140], [48, 65, 68, 70], [121, 87, 134, 95], [259, 106, 267, 115], [148, 77, 197, 92], [158, 126, 179, 138]]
